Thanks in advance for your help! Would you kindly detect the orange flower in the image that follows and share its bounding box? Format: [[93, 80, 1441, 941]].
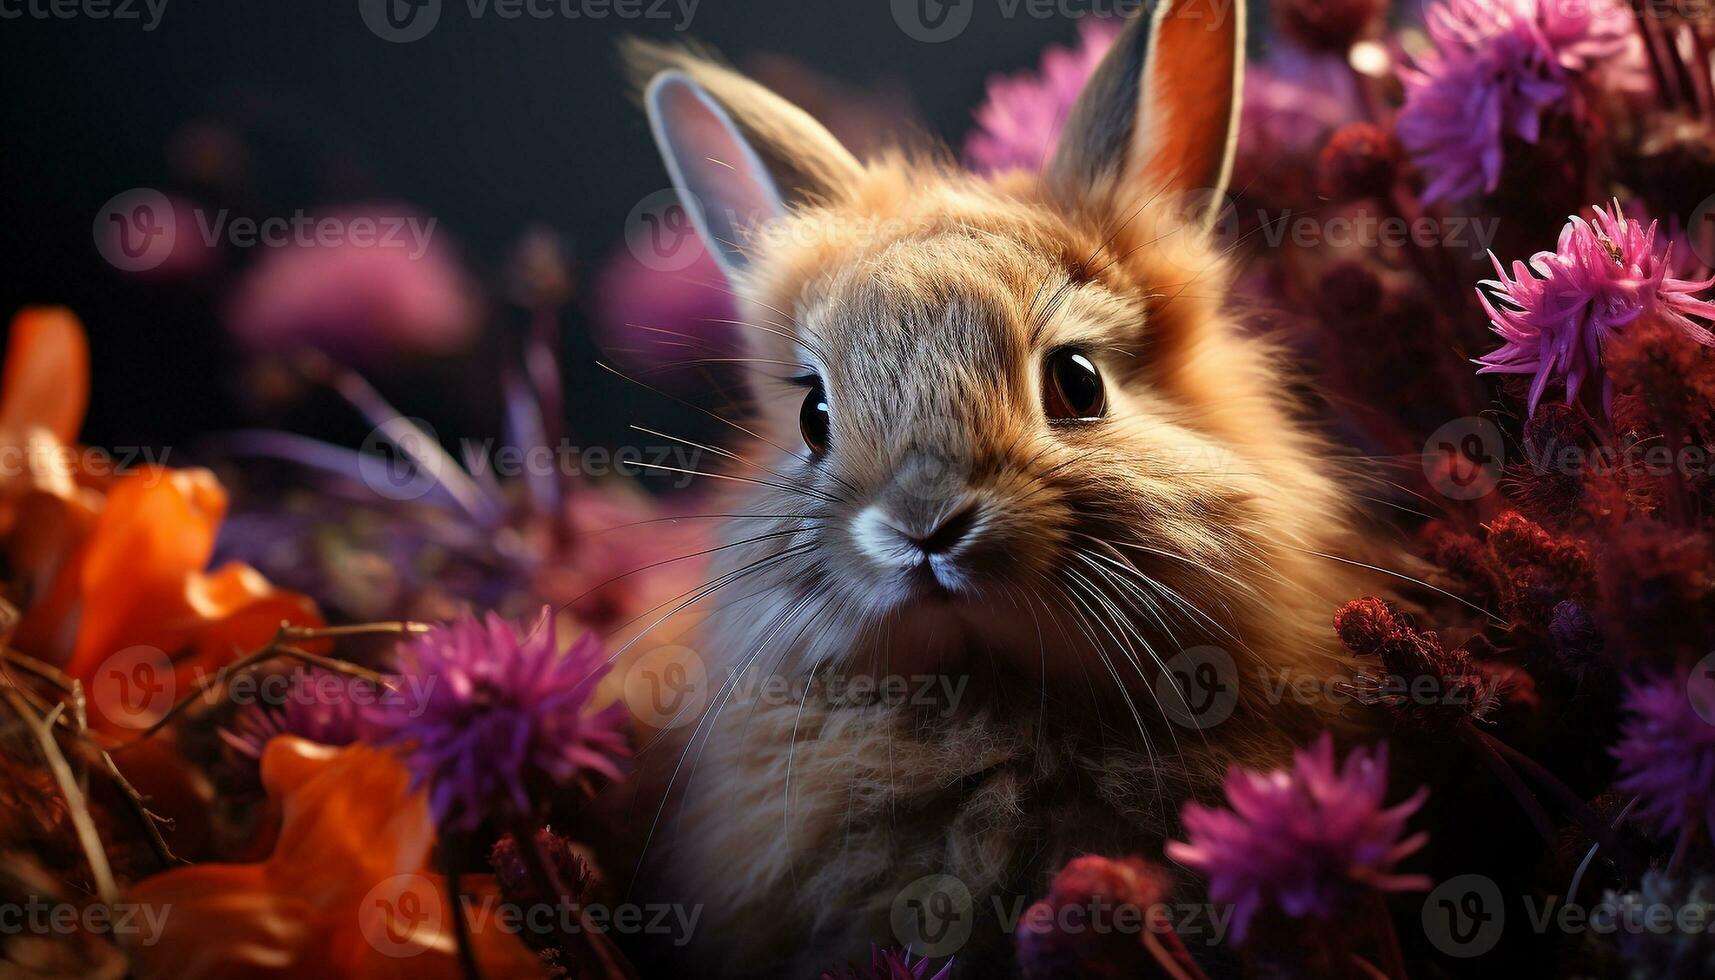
[[0, 308, 322, 731], [125, 737, 543, 979], [0, 307, 91, 510]]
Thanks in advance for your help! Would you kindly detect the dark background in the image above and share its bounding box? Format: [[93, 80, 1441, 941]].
[[0, 0, 1261, 460]]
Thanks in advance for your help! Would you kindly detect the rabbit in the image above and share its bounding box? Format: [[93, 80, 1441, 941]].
[[622, 1, 1369, 974]]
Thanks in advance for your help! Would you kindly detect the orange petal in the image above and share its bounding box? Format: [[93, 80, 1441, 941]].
[[0, 307, 89, 444], [66, 468, 322, 694], [125, 739, 543, 980]]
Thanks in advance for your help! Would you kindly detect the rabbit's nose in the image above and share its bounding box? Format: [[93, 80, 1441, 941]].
[[895, 501, 979, 555], [851, 497, 983, 576]]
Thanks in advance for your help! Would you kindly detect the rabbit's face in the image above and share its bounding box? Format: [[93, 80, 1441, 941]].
[[720, 177, 1341, 684], [637, 1, 1358, 698]]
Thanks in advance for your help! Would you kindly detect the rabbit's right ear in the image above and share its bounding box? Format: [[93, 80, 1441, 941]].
[[628, 41, 863, 281], [1048, 0, 1245, 228]]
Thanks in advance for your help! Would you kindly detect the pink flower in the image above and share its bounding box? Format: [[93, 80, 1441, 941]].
[[1166, 735, 1430, 942], [1476, 202, 1715, 416], [1397, 0, 1634, 204], [589, 243, 738, 378], [225, 206, 481, 361], [962, 18, 1124, 175]]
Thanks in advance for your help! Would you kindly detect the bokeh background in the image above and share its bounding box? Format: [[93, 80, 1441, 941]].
[[0, 0, 1263, 459]]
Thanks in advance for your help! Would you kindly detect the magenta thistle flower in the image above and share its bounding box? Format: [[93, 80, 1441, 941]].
[[963, 18, 1123, 175], [1475, 202, 1715, 416], [1165, 735, 1430, 942], [369, 608, 631, 830], [219, 669, 376, 759], [820, 946, 952, 980], [1397, 0, 1633, 204], [1613, 672, 1715, 849]]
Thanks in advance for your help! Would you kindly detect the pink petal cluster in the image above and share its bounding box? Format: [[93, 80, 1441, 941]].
[[1476, 202, 1715, 415], [1166, 735, 1430, 942], [1397, 0, 1635, 204], [962, 18, 1124, 175]]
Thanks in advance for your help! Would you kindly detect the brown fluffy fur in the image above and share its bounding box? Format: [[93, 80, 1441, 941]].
[[623, 14, 1368, 975]]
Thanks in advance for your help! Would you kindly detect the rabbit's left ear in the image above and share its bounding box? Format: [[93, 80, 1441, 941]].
[[1048, 0, 1244, 223]]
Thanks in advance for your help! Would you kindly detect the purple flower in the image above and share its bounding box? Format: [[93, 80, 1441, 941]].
[[1165, 734, 1430, 942], [820, 946, 952, 980], [368, 608, 631, 830], [962, 18, 1124, 175], [219, 669, 376, 759], [1475, 202, 1715, 416], [1397, 0, 1634, 204], [1613, 672, 1715, 849]]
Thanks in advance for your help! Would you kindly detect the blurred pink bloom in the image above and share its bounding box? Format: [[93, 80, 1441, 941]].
[[226, 206, 481, 361], [963, 18, 1124, 175], [962, 21, 1360, 201], [1476, 202, 1715, 415], [590, 244, 738, 376], [1235, 45, 1364, 200]]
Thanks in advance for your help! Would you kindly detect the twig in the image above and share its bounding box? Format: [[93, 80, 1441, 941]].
[[1481, 731, 1642, 877], [442, 841, 484, 980], [281, 621, 430, 641], [1370, 895, 1409, 980], [1, 652, 181, 866], [1466, 725, 1566, 868], [126, 625, 398, 744], [0, 689, 118, 904]]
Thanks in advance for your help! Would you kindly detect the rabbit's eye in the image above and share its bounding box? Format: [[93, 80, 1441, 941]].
[[1043, 349, 1106, 421], [799, 377, 831, 454]]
